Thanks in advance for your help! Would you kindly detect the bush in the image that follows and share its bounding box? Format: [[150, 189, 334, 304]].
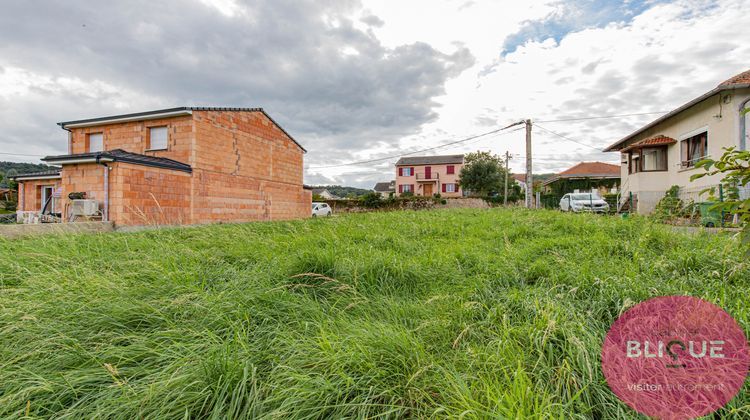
[[652, 185, 686, 223], [359, 192, 383, 209]]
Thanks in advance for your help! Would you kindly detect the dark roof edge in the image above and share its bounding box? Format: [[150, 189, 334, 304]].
[[57, 107, 307, 153], [11, 169, 62, 180], [603, 83, 750, 152], [42, 151, 192, 173]]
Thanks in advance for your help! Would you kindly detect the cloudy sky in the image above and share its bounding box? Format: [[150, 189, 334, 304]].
[[1, 0, 748, 188]]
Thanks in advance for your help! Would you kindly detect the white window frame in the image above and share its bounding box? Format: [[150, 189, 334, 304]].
[[148, 126, 169, 151], [402, 167, 412, 176], [445, 183, 456, 193], [88, 133, 103, 153], [402, 184, 412, 193]]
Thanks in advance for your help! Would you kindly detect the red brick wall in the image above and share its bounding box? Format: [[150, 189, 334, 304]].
[[190, 110, 309, 222], [69, 115, 194, 165], [17, 179, 62, 212], [109, 163, 191, 225], [61, 163, 106, 219]]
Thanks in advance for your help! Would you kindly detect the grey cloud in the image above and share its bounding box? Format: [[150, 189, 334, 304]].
[[360, 14, 384, 27], [0, 0, 474, 177]]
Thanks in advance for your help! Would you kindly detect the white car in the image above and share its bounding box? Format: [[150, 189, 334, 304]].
[[560, 193, 609, 213], [312, 202, 332, 217]]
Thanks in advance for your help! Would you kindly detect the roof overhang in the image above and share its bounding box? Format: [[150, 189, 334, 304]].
[[41, 156, 115, 165], [13, 173, 62, 181], [58, 109, 193, 129], [603, 83, 750, 152]]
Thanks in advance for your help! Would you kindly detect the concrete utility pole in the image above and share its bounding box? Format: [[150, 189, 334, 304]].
[[525, 119, 533, 208], [503, 151, 511, 206]]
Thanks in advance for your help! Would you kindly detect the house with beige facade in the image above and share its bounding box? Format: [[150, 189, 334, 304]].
[[604, 69, 750, 214], [395, 155, 464, 197], [12, 107, 311, 226]]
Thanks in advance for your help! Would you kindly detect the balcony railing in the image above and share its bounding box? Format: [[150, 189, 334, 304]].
[[415, 172, 439, 181]]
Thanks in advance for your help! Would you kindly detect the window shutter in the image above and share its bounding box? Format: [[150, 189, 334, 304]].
[[442, 183, 447, 193], [398, 167, 403, 176], [399, 184, 403, 193], [411, 167, 415, 176], [447, 165, 454, 174]]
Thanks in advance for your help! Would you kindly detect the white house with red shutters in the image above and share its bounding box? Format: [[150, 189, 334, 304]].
[[395, 155, 464, 197]]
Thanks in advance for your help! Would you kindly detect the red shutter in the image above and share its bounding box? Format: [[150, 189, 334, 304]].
[[442, 183, 447, 193], [411, 167, 415, 176], [447, 165, 454, 174], [398, 184, 403, 193], [398, 167, 403, 176]]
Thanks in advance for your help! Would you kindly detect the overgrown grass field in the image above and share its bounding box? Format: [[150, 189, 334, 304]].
[[1, 209, 748, 418]]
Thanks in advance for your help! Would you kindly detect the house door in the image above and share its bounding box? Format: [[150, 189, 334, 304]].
[[423, 184, 433, 196], [424, 166, 431, 179], [40, 186, 54, 214]]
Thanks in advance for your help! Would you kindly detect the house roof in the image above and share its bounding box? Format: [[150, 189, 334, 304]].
[[512, 174, 526, 183], [42, 149, 192, 173], [395, 154, 464, 166], [543, 161, 620, 186], [11, 169, 62, 181], [311, 188, 329, 194], [604, 68, 750, 152], [57, 107, 306, 153], [373, 181, 395, 192], [621, 135, 676, 152]]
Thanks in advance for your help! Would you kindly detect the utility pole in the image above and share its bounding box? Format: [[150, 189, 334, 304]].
[[503, 151, 511, 206], [525, 119, 533, 208]]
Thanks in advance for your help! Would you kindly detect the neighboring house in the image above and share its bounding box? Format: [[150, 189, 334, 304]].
[[542, 162, 620, 196], [0, 187, 12, 201], [12, 107, 311, 226], [395, 154, 464, 197], [311, 188, 339, 199], [512, 174, 527, 192], [373, 180, 395, 197], [604, 69, 750, 214]]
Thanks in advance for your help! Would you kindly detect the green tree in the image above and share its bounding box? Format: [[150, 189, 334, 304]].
[[691, 147, 750, 252], [459, 152, 509, 197], [464, 151, 503, 167]]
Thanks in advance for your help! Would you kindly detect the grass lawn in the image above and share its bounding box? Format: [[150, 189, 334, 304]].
[[0, 208, 747, 418]]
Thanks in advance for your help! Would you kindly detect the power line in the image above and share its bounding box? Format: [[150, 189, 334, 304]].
[[306, 125, 524, 169], [535, 111, 667, 123], [0, 152, 48, 158], [534, 123, 603, 151]]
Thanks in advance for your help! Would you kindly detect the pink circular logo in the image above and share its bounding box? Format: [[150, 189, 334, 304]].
[[602, 296, 749, 419]]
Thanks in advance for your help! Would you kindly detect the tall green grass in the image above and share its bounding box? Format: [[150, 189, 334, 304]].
[[0, 209, 747, 418]]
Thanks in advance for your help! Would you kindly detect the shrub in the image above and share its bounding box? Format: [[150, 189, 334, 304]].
[[359, 192, 383, 209], [652, 185, 685, 223]]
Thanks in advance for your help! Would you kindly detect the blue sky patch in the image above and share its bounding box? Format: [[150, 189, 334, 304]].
[[502, 0, 668, 54]]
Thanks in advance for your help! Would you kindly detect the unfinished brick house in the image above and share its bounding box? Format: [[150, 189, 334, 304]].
[[13, 107, 311, 226]]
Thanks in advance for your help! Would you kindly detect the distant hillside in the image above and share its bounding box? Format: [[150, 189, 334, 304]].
[[311, 185, 372, 198], [0, 161, 54, 187]]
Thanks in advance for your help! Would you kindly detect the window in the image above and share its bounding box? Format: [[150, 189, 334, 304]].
[[628, 151, 640, 174], [641, 147, 668, 171], [445, 183, 456, 193], [401, 184, 412, 193], [446, 165, 455, 174], [400, 167, 412, 176], [88, 133, 103, 152], [148, 126, 168, 150], [680, 132, 708, 168]]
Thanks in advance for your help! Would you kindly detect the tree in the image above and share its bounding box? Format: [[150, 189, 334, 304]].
[[459, 152, 510, 197], [691, 147, 750, 253], [464, 151, 503, 167]]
